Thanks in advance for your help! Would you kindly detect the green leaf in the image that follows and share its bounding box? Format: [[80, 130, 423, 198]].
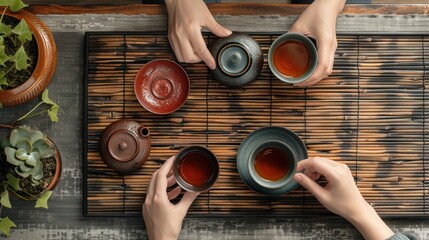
[[48, 105, 59, 122], [0, 217, 16, 237], [0, 190, 11, 208], [19, 162, 32, 172], [15, 139, 31, 152], [25, 151, 40, 166], [5, 173, 21, 191], [26, 159, 42, 178], [32, 139, 52, 158], [35, 191, 52, 209], [11, 45, 30, 70], [10, 127, 31, 147], [15, 166, 30, 178], [41, 90, 61, 122], [9, 0, 28, 12], [12, 19, 32, 43], [30, 130, 45, 144], [0, 0, 10, 7], [15, 148, 28, 160], [0, 46, 10, 67], [0, 71, 7, 89], [41, 90, 57, 106], [33, 170, 43, 180], [0, 23, 12, 38], [5, 147, 22, 166]]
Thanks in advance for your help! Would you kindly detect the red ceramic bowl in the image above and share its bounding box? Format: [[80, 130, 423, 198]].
[[134, 59, 189, 115]]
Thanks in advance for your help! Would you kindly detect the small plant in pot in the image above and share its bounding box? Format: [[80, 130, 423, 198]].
[[0, 89, 60, 237], [0, 0, 57, 107]]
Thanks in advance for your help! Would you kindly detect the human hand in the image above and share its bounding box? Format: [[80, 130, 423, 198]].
[[293, 157, 394, 240], [143, 156, 199, 240], [165, 0, 232, 69], [293, 157, 366, 218], [289, 0, 345, 87]]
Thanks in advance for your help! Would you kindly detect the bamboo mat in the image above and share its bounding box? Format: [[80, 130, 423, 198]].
[[84, 32, 429, 217]]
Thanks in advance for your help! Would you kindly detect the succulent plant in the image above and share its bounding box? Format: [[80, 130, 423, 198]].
[[2, 125, 54, 186], [0, 89, 59, 237]]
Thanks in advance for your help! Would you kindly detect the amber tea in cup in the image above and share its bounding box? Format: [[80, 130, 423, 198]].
[[254, 146, 291, 182], [248, 140, 297, 190], [273, 40, 311, 78], [268, 32, 318, 84], [174, 146, 219, 192]]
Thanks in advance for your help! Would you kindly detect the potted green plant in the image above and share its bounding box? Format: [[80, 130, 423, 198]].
[[0, 89, 60, 237], [0, 0, 56, 107]]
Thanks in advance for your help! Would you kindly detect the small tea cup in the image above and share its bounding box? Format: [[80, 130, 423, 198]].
[[268, 32, 318, 84], [173, 146, 219, 192]]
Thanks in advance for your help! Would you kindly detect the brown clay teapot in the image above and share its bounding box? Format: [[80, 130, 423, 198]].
[[99, 120, 151, 172]]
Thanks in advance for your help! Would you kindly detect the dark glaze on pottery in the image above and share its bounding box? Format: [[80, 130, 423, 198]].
[[99, 120, 151, 172], [134, 59, 189, 115], [208, 33, 263, 87]]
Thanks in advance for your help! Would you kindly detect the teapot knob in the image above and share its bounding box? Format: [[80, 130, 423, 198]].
[[119, 142, 127, 151]]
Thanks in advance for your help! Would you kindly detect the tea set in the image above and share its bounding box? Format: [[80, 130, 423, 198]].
[[98, 32, 316, 195]]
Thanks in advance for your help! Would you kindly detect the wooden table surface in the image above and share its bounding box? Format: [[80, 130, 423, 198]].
[[1, 4, 429, 239]]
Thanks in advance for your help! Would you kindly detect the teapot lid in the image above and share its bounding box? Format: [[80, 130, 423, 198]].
[[208, 33, 263, 88], [107, 131, 138, 162]]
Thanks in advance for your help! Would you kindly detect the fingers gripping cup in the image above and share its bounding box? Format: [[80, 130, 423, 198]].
[[268, 32, 318, 84], [173, 146, 220, 192]]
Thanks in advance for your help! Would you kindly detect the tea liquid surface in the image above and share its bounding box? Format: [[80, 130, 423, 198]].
[[179, 152, 214, 187], [254, 147, 290, 181], [273, 40, 310, 78]]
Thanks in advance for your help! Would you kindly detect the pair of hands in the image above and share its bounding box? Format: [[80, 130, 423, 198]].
[[142, 156, 394, 240], [165, 0, 345, 87]]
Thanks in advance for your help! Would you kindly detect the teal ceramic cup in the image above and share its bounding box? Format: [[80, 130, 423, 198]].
[[236, 126, 308, 196], [268, 32, 318, 84]]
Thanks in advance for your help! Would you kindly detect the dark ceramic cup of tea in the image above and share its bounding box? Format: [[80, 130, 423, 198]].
[[248, 140, 297, 190], [173, 146, 219, 192], [268, 32, 318, 84], [236, 126, 307, 196]]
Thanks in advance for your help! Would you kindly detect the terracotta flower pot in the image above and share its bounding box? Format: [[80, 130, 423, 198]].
[[0, 9, 57, 107], [4, 136, 62, 201]]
